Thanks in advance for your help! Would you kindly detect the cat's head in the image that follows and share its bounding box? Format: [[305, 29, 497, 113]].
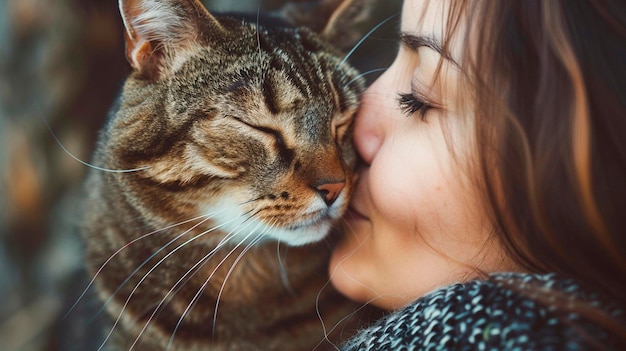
[[102, 0, 368, 246]]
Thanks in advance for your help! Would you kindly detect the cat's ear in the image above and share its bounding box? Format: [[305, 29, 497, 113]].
[[278, 0, 372, 52], [118, 0, 222, 80]]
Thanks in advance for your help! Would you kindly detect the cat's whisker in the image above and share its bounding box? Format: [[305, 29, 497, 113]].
[[256, 0, 263, 53], [129, 219, 256, 351], [346, 67, 388, 87], [97, 214, 246, 351], [237, 195, 267, 206], [336, 13, 399, 69], [167, 220, 267, 350], [232, 207, 266, 230], [90, 211, 226, 323], [276, 238, 293, 294], [211, 223, 271, 336], [340, 213, 369, 243], [36, 102, 150, 173], [65, 213, 214, 320]]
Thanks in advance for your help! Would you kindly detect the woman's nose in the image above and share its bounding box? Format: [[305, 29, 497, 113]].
[[353, 78, 388, 165]]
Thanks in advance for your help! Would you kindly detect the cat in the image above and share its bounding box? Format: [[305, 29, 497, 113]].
[[80, 0, 377, 349]]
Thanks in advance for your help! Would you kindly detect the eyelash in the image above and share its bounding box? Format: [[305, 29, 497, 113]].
[[397, 93, 431, 120]]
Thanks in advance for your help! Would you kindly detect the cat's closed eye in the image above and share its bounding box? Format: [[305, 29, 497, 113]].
[[229, 116, 286, 148]]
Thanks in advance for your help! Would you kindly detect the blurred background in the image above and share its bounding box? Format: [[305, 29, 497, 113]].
[[0, 0, 400, 350]]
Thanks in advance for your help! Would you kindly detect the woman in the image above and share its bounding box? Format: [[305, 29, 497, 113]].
[[330, 0, 626, 349]]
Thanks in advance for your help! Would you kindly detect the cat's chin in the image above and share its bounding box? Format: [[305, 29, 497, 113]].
[[272, 219, 333, 246], [228, 216, 332, 247]]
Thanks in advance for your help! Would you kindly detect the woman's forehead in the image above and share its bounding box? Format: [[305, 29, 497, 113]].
[[402, 0, 446, 38]]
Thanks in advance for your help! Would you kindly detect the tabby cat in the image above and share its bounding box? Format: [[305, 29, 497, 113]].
[[81, 0, 373, 349]]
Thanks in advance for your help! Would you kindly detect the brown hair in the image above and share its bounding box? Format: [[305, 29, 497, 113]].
[[438, 0, 626, 342]]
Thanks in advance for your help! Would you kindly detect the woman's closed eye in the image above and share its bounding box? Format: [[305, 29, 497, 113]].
[[397, 92, 432, 120]]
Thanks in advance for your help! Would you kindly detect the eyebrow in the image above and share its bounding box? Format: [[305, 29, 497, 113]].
[[399, 32, 459, 66]]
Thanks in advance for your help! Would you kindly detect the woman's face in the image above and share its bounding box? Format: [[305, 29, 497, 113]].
[[329, 0, 515, 310]]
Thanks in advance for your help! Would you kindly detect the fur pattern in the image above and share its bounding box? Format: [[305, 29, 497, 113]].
[[81, 0, 377, 349]]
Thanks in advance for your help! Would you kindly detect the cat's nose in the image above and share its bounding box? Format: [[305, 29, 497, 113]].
[[314, 180, 345, 207]]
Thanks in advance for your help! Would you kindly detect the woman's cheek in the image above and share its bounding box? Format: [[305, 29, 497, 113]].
[[367, 143, 426, 228]]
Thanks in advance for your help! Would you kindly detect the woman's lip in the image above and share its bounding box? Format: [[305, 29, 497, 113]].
[[346, 206, 369, 221]]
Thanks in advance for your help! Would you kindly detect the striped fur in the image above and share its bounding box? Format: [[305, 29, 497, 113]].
[[81, 0, 376, 350]]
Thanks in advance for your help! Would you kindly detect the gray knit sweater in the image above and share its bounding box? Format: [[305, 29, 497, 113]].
[[341, 273, 624, 351]]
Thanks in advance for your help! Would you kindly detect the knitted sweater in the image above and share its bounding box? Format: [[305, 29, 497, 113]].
[[341, 273, 624, 351]]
